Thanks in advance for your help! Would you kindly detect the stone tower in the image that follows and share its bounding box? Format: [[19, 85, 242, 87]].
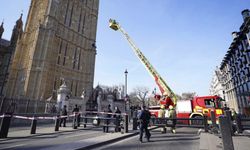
[[6, 0, 99, 100], [0, 22, 4, 39], [0, 14, 23, 96]]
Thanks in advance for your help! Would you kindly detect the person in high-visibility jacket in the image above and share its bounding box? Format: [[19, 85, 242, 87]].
[[158, 105, 166, 133], [168, 105, 176, 134]]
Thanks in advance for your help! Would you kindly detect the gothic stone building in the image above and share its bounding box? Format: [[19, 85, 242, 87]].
[[0, 15, 23, 96], [6, 0, 99, 100]]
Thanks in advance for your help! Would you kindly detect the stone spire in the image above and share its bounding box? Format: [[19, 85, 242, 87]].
[[10, 13, 23, 47], [0, 21, 4, 39]]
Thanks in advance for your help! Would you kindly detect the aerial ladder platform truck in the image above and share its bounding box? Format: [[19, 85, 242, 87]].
[[109, 19, 224, 124]]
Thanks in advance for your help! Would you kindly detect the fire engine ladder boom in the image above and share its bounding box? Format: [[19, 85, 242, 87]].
[[109, 19, 177, 105]]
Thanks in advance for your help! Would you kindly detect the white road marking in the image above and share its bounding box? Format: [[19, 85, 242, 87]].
[[64, 131, 98, 138]]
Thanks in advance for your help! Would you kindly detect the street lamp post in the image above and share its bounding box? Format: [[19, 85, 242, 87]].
[[124, 69, 128, 111], [124, 69, 128, 97]]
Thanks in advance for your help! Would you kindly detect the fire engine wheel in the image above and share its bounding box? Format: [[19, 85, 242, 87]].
[[191, 116, 203, 125]]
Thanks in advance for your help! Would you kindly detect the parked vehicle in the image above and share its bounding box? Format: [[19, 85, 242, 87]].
[[149, 95, 224, 124]]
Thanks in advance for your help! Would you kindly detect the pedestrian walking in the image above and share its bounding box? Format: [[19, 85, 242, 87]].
[[60, 105, 67, 127], [138, 106, 151, 143], [72, 104, 80, 127], [103, 104, 112, 133]]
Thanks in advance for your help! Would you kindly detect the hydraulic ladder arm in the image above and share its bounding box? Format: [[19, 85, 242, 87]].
[[109, 19, 177, 106]]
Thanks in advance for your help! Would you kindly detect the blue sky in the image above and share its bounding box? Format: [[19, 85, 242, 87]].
[[0, 1, 250, 96]]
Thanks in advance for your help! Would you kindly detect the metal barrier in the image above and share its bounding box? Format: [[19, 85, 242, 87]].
[[150, 116, 209, 132], [0, 111, 129, 138], [80, 112, 128, 133]]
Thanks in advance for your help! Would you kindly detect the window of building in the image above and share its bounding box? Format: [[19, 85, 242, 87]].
[[246, 31, 250, 46], [71, 80, 73, 92], [57, 40, 63, 65], [78, 49, 81, 70], [81, 13, 86, 34], [63, 43, 68, 66], [64, 0, 70, 24], [69, 3, 74, 27], [78, 8, 82, 32], [75, 82, 78, 96], [73, 47, 77, 69], [53, 77, 57, 90]]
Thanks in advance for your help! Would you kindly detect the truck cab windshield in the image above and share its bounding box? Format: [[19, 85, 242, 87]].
[[204, 99, 216, 108]]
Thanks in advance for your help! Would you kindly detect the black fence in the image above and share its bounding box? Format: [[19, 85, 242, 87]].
[[0, 97, 56, 114]]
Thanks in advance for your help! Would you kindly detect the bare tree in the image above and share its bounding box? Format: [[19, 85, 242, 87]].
[[129, 86, 150, 107]]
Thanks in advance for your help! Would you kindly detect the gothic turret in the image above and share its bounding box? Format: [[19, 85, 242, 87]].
[[10, 14, 23, 47], [0, 22, 4, 39]]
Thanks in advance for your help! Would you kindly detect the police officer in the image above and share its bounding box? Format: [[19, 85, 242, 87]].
[[168, 105, 176, 134], [138, 106, 151, 142]]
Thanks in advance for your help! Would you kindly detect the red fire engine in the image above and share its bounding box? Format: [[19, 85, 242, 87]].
[[150, 95, 223, 123]]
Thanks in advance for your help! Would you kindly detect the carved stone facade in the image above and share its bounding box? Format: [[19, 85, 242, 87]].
[[6, 0, 99, 100], [86, 85, 126, 113]]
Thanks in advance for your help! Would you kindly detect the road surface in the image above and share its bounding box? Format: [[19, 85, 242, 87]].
[[94, 127, 200, 150]]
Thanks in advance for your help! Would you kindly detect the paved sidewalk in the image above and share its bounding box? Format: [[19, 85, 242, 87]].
[[2, 124, 75, 138], [4, 123, 137, 138], [199, 131, 250, 150], [1, 124, 154, 150]]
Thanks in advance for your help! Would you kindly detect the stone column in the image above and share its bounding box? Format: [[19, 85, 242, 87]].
[[97, 91, 102, 112]]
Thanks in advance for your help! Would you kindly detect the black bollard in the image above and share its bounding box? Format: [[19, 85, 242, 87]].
[[124, 114, 128, 133], [114, 117, 120, 132], [219, 115, 234, 150], [30, 118, 37, 134], [55, 115, 60, 131], [203, 115, 208, 132], [210, 110, 219, 133], [210, 110, 217, 127], [0, 113, 12, 138], [83, 115, 87, 128], [132, 110, 138, 130], [224, 110, 234, 135], [77, 114, 81, 127], [132, 118, 137, 130], [73, 114, 77, 129]]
